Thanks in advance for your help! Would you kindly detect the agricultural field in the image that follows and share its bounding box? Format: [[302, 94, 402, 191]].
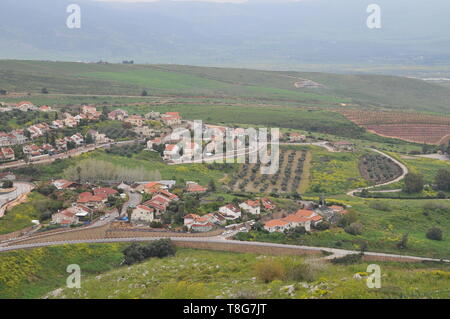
[[306, 147, 368, 195], [359, 153, 403, 185], [338, 109, 450, 145], [228, 148, 309, 194]]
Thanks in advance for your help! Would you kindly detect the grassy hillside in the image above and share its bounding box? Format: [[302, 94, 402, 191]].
[[0, 243, 125, 299], [1, 60, 450, 113], [46, 248, 450, 299]]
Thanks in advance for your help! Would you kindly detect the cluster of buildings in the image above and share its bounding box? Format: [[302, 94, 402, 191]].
[[130, 182, 180, 225], [263, 204, 347, 233], [0, 131, 28, 147], [50, 179, 123, 226], [184, 197, 276, 233]]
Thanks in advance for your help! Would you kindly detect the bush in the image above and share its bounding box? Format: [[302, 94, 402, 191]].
[[426, 227, 443, 241], [123, 239, 176, 265], [283, 260, 319, 282], [331, 253, 362, 265], [1, 180, 13, 189], [369, 201, 391, 212], [403, 173, 424, 193], [344, 222, 363, 236], [254, 259, 284, 283]]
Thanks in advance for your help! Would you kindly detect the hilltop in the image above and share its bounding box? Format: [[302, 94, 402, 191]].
[[1, 60, 450, 113]]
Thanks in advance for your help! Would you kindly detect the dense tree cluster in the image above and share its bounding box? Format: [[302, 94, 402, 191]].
[[122, 239, 176, 265]]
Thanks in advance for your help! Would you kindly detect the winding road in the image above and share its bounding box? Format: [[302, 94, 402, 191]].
[[347, 148, 409, 196]]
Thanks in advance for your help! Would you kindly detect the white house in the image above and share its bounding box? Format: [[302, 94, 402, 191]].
[[264, 219, 290, 233], [131, 205, 155, 224], [239, 200, 261, 215], [219, 204, 241, 220], [163, 144, 180, 160]]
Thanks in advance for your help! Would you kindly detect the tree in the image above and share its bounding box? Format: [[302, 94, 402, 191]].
[[402, 173, 424, 194], [41, 87, 49, 94], [0, 89, 7, 95], [426, 227, 443, 241], [1, 180, 13, 189], [85, 133, 94, 145], [435, 169, 450, 192], [208, 179, 216, 192], [396, 233, 409, 249], [141, 89, 148, 96]]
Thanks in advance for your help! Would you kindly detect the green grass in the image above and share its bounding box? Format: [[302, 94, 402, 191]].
[[2, 60, 450, 113], [306, 146, 368, 195], [46, 248, 450, 299], [247, 195, 450, 259], [0, 244, 125, 299], [0, 192, 47, 235]]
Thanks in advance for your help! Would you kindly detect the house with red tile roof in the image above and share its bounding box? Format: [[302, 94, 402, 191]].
[[77, 192, 107, 208], [52, 179, 78, 190], [264, 219, 290, 233], [186, 181, 207, 193], [93, 187, 118, 197], [163, 144, 180, 160], [261, 198, 276, 211], [0, 147, 15, 161]]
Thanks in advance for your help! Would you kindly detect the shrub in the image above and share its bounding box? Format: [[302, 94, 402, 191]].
[[283, 260, 319, 282], [254, 259, 284, 283], [1, 180, 13, 189], [369, 201, 391, 212], [331, 253, 362, 265], [344, 222, 363, 236], [426, 227, 443, 241], [122, 239, 176, 265]]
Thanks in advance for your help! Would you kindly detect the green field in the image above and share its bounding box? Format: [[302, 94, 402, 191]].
[[2, 60, 450, 113]]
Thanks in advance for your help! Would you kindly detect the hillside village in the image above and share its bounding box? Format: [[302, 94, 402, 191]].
[[0, 100, 350, 237]]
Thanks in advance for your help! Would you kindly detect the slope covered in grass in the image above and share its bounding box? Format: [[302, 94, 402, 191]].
[[2, 60, 450, 113]]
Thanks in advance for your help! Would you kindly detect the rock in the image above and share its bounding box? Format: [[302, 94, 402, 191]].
[[280, 285, 296, 296], [353, 273, 363, 280]]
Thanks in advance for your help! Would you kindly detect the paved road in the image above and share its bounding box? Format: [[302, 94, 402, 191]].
[[0, 182, 34, 218], [121, 191, 142, 217], [0, 139, 145, 170], [347, 148, 409, 196], [1, 236, 448, 263]]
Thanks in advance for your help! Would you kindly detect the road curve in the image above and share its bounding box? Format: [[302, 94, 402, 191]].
[[347, 148, 409, 196]]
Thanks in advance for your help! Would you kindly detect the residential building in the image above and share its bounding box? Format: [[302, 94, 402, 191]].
[[239, 200, 261, 215], [52, 179, 78, 190], [186, 181, 207, 193], [108, 109, 128, 121], [163, 144, 180, 160], [131, 205, 155, 224], [0, 147, 15, 161], [219, 204, 241, 220]]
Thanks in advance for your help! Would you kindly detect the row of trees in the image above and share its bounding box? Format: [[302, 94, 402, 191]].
[[63, 159, 161, 183], [403, 168, 450, 194]]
